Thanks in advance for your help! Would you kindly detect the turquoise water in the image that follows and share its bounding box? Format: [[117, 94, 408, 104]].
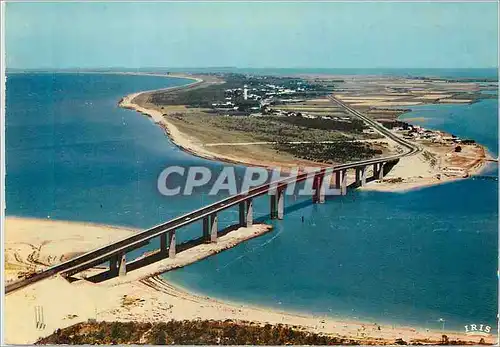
[[400, 100, 499, 159], [5, 72, 498, 332]]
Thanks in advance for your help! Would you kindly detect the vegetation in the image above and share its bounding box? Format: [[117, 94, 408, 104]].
[[36, 320, 361, 345], [261, 115, 366, 133], [168, 113, 351, 143], [152, 82, 227, 108], [150, 73, 332, 112], [36, 320, 486, 345], [460, 139, 476, 145], [384, 177, 404, 183], [165, 112, 385, 164], [145, 72, 389, 164], [422, 150, 437, 167], [276, 142, 383, 163]]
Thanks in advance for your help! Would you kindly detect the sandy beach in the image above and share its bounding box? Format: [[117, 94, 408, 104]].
[[361, 142, 489, 192], [4, 217, 495, 345], [4, 217, 137, 284]]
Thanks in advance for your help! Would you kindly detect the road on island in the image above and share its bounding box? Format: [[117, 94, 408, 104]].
[[328, 95, 420, 156]]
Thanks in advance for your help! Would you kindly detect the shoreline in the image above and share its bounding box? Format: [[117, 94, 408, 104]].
[[118, 72, 204, 104], [360, 151, 491, 193], [119, 74, 491, 193], [154, 274, 465, 337], [4, 218, 495, 345], [144, 276, 478, 341], [120, 90, 310, 170]]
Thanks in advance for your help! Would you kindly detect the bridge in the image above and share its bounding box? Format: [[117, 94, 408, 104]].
[[5, 96, 420, 294]]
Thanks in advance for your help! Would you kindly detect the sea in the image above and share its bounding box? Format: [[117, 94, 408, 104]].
[[5, 69, 498, 332]]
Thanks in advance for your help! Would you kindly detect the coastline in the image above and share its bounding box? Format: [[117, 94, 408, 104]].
[[359, 147, 490, 193], [117, 74, 494, 340], [119, 75, 490, 193], [4, 217, 495, 345], [359, 105, 493, 193], [118, 72, 204, 102], [120, 89, 317, 170], [5, 73, 495, 344]]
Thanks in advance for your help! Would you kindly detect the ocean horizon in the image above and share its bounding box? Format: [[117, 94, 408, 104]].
[[6, 67, 499, 80]]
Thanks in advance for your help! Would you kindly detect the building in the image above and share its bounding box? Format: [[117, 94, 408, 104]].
[[443, 166, 468, 178], [243, 85, 248, 100]]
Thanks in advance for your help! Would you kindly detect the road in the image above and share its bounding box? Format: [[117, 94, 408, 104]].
[[328, 95, 420, 156], [5, 96, 420, 294]]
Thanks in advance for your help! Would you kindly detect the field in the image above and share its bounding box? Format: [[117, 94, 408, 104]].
[[304, 75, 498, 120], [165, 111, 388, 166], [129, 73, 393, 167]]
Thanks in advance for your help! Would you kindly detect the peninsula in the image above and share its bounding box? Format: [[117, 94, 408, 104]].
[[121, 72, 494, 192]]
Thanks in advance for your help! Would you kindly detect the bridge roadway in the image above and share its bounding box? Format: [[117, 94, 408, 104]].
[[5, 96, 420, 294]]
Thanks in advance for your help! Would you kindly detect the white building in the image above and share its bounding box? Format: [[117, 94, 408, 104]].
[[243, 85, 248, 100]]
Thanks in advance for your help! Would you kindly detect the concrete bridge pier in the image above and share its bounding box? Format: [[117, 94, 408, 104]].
[[356, 166, 367, 186], [160, 233, 168, 256], [377, 162, 385, 180], [169, 230, 176, 258], [340, 169, 347, 195], [210, 213, 218, 243], [246, 199, 253, 227], [277, 188, 285, 219], [373, 163, 379, 179], [118, 253, 126, 277], [270, 194, 277, 219], [313, 173, 325, 204], [109, 257, 118, 276], [335, 171, 341, 190], [270, 188, 285, 219], [158, 231, 176, 258], [108, 254, 126, 276], [319, 184, 325, 203], [203, 216, 209, 241], [238, 202, 246, 226]]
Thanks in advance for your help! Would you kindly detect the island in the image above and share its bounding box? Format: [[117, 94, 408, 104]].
[[121, 72, 495, 192]]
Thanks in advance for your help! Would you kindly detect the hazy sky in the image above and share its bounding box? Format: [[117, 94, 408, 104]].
[[5, 1, 499, 69]]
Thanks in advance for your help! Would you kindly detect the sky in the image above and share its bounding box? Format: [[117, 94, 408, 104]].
[[4, 1, 499, 69]]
